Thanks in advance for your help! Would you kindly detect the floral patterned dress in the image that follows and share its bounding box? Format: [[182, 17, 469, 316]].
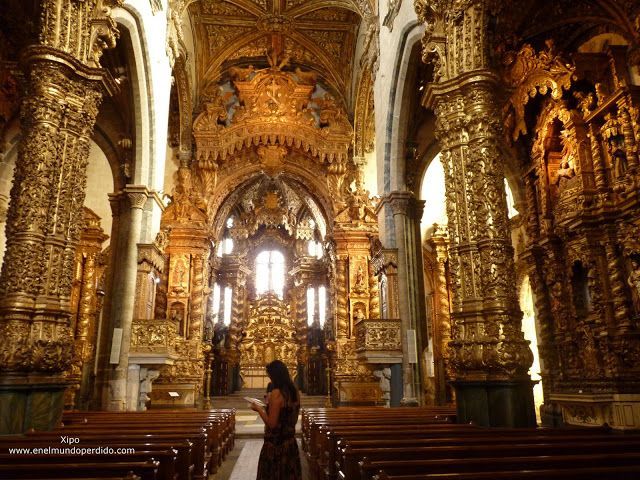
[[256, 396, 301, 480]]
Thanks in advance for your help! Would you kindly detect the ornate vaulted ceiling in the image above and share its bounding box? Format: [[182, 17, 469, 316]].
[[189, 0, 363, 107]]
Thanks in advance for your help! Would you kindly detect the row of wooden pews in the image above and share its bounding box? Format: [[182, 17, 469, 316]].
[[301, 406, 456, 480], [302, 407, 640, 480], [0, 408, 235, 480]]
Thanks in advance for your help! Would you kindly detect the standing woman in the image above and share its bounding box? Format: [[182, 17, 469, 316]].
[[251, 360, 302, 480]]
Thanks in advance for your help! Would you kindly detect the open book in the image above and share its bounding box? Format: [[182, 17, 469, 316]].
[[243, 396, 266, 408]]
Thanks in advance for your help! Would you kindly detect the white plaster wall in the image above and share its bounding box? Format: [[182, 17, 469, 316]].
[[363, 150, 378, 196], [85, 141, 115, 246]]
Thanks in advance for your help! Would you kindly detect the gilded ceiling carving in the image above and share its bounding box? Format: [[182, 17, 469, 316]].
[[190, 0, 361, 102], [193, 55, 352, 169]]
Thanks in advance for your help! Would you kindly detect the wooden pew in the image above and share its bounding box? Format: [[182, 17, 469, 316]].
[[344, 439, 640, 480], [0, 437, 193, 480], [359, 452, 640, 480], [0, 460, 159, 480], [0, 449, 178, 480], [372, 465, 640, 480]]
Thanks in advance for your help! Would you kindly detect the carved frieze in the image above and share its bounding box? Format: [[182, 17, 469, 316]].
[[193, 56, 352, 169]]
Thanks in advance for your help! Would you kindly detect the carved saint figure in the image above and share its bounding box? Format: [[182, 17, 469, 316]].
[[555, 158, 575, 187], [628, 259, 640, 314], [354, 264, 366, 292]]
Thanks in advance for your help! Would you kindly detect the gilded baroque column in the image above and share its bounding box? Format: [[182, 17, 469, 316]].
[[335, 257, 349, 338], [428, 228, 453, 404], [417, 0, 535, 427], [0, 0, 121, 433], [382, 191, 426, 405], [107, 188, 148, 411]]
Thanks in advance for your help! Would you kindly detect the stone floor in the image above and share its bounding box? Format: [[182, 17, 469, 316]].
[[212, 438, 311, 480], [210, 391, 320, 479]]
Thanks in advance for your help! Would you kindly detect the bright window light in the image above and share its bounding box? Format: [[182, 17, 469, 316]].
[[211, 283, 221, 322], [318, 285, 326, 327], [224, 237, 234, 255], [307, 240, 323, 259], [223, 286, 233, 325], [307, 287, 315, 326], [505, 178, 519, 219], [256, 250, 285, 298]]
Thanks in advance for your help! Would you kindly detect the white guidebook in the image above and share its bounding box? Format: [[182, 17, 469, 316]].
[[243, 396, 266, 408]]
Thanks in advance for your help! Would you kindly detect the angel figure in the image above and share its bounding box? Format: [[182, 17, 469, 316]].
[[628, 259, 640, 314]]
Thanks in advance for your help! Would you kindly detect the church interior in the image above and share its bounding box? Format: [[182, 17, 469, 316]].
[[2, 0, 640, 478]]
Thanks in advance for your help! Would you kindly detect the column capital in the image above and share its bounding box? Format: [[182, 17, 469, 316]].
[[124, 185, 151, 210], [381, 190, 425, 219]]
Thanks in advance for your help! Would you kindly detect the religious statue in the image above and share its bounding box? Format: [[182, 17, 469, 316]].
[[555, 129, 576, 187], [374, 367, 392, 406], [555, 158, 575, 187], [628, 259, 640, 314], [354, 264, 366, 293], [601, 113, 628, 178], [354, 306, 366, 323]]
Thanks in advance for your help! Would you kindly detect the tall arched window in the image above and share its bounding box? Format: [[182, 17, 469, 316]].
[[255, 250, 285, 298]]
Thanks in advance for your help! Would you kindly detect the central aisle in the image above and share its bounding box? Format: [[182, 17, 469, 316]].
[[229, 440, 262, 480], [218, 439, 310, 480]]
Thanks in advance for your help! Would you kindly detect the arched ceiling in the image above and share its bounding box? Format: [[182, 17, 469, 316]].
[[495, 0, 640, 52], [188, 0, 363, 106], [213, 173, 329, 240]]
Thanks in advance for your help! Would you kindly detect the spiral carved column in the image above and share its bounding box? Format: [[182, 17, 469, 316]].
[[0, 19, 118, 430]]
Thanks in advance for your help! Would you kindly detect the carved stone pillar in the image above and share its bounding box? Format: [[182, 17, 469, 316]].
[[0, 0, 120, 431], [107, 187, 149, 411], [417, 0, 535, 426], [424, 75, 535, 425], [380, 191, 426, 405]]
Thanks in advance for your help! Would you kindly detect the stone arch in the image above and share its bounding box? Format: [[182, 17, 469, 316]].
[[207, 163, 335, 242], [380, 20, 425, 194], [111, 5, 158, 188]]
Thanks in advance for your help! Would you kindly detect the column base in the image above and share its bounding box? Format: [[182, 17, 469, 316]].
[[0, 374, 70, 434], [400, 397, 420, 407], [452, 379, 536, 427]]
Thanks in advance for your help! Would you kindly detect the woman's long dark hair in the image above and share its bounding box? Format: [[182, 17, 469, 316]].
[[266, 360, 298, 404]]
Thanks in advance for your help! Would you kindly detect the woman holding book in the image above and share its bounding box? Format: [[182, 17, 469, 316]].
[[250, 359, 302, 480]]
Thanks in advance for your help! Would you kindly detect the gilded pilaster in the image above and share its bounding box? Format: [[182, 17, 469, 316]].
[[368, 260, 380, 319], [587, 124, 609, 193], [335, 257, 349, 338]]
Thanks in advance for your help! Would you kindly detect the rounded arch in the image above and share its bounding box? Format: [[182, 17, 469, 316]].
[[111, 5, 156, 187], [379, 20, 425, 194], [209, 168, 334, 242], [205, 162, 336, 238]]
